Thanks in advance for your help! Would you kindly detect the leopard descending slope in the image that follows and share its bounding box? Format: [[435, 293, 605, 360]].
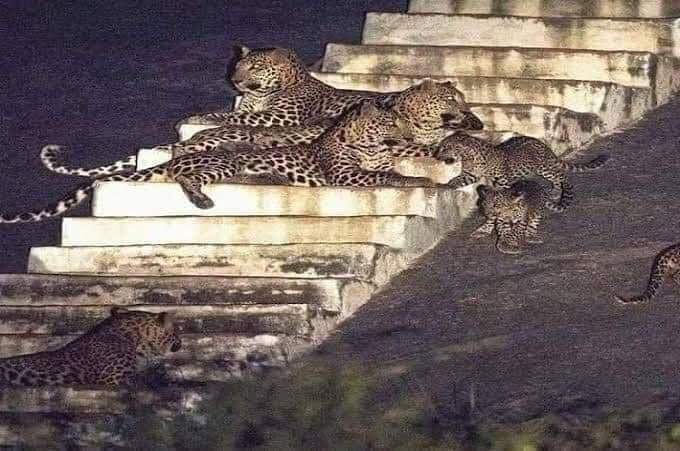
[[1, 1, 679, 447]]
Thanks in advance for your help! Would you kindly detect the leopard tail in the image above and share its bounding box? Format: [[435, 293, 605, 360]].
[[41, 145, 137, 178], [545, 181, 573, 212], [0, 167, 165, 223], [560, 154, 609, 173], [616, 251, 673, 304]]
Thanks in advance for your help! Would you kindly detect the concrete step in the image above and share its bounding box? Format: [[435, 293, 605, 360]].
[[322, 44, 679, 103], [0, 273, 375, 313], [90, 182, 450, 218], [60, 191, 475, 251], [361, 13, 674, 55], [312, 71, 652, 129], [27, 243, 402, 282], [407, 0, 680, 19], [0, 303, 315, 336]]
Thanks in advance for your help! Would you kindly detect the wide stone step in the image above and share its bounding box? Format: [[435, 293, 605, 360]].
[[59, 196, 475, 251], [0, 304, 314, 335], [90, 183, 449, 218], [0, 332, 308, 361], [27, 243, 402, 282], [0, 273, 375, 313], [322, 44, 679, 102], [361, 13, 673, 55], [312, 71, 652, 129], [407, 0, 680, 19]]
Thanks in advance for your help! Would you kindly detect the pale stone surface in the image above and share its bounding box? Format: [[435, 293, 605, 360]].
[[0, 304, 312, 335], [362, 13, 673, 54], [312, 72, 652, 129], [91, 182, 448, 218], [62, 189, 477, 250], [28, 243, 390, 279], [322, 43, 675, 95], [0, 273, 375, 311], [408, 0, 680, 18]]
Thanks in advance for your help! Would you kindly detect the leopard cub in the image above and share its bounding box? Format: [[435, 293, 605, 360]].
[[616, 243, 680, 304], [436, 132, 609, 211], [473, 180, 555, 254]]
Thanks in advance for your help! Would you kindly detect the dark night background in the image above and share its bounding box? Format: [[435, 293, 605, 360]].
[[0, 0, 407, 273]]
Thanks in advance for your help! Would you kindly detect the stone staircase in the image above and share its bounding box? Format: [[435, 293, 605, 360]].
[[1, 0, 678, 447]]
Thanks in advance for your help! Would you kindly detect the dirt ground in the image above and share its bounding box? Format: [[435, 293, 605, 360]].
[[315, 100, 680, 420]]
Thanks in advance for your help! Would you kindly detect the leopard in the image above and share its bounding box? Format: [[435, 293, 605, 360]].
[[40, 77, 483, 177], [0, 307, 181, 386], [435, 132, 609, 210], [176, 46, 481, 131], [2, 101, 449, 222], [616, 242, 680, 304], [473, 180, 559, 254]]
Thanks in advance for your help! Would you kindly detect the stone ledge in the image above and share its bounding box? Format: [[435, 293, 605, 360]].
[[407, 0, 680, 19], [362, 13, 673, 54], [0, 304, 313, 335], [312, 72, 652, 130], [27, 243, 396, 280], [90, 183, 450, 218], [322, 44, 676, 98], [0, 272, 377, 312]]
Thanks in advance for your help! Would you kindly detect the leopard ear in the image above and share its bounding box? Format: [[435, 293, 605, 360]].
[[238, 45, 251, 57], [443, 80, 458, 88], [110, 306, 129, 316], [476, 185, 491, 196]]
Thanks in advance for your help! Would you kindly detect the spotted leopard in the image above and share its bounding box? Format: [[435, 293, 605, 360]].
[[41, 78, 481, 178], [0, 308, 181, 386], [473, 180, 561, 254], [2, 101, 447, 222], [616, 242, 680, 304], [178, 46, 481, 130], [436, 132, 609, 210]]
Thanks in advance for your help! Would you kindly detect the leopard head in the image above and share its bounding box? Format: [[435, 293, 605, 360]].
[[230, 46, 307, 95], [107, 307, 182, 357], [477, 182, 531, 222], [336, 100, 413, 148], [433, 131, 484, 164], [389, 79, 482, 143]]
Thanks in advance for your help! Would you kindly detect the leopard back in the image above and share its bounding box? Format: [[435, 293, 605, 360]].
[[0, 308, 181, 386]]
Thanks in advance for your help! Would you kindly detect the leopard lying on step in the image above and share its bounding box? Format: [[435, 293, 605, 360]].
[[435, 132, 609, 210], [177, 46, 482, 131], [41, 78, 483, 177], [616, 242, 680, 304], [473, 180, 563, 254], [2, 101, 450, 223], [0, 308, 181, 386]]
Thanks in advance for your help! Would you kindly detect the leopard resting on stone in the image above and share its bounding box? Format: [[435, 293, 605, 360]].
[[0, 308, 181, 386], [2, 100, 454, 222]]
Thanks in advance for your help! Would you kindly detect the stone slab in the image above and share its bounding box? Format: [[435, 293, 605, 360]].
[[322, 44, 678, 102], [408, 0, 680, 18], [0, 304, 312, 335], [61, 187, 477, 251], [27, 243, 393, 280], [0, 273, 377, 312], [312, 71, 652, 129], [362, 13, 673, 55], [90, 182, 447, 218]]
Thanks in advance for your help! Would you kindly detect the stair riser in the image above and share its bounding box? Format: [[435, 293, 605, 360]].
[[0, 305, 312, 335], [362, 13, 673, 54]]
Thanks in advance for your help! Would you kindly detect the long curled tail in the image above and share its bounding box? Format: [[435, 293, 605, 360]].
[[616, 246, 678, 304], [545, 181, 574, 212], [41, 145, 137, 178], [0, 182, 95, 223], [1, 165, 165, 223], [561, 154, 609, 173]]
